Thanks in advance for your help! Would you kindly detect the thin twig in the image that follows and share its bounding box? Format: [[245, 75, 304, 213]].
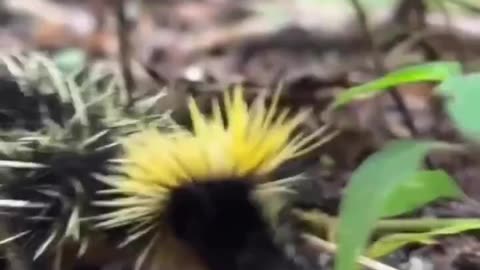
[[393, 0, 427, 29], [434, 0, 468, 63], [116, 0, 137, 109], [383, 0, 440, 62], [349, 0, 434, 169], [302, 233, 399, 270], [349, 0, 418, 136]]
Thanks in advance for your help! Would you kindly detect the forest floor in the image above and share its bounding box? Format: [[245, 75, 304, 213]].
[[2, 1, 480, 269]]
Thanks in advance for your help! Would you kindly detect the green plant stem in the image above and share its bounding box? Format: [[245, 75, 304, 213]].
[[375, 218, 477, 232], [295, 209, 480, 239]]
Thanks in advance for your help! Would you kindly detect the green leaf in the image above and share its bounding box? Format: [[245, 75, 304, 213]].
[[437, 73, 480, 139], [381, 170, 464, 218], [367, 220, 480, 258], [335, 140, 451, 270], [333, 61, 462, 108]]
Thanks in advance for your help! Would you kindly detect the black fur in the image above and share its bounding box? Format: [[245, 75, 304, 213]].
[[166, 179, 300, 270], [0, 77, 66, 130]]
